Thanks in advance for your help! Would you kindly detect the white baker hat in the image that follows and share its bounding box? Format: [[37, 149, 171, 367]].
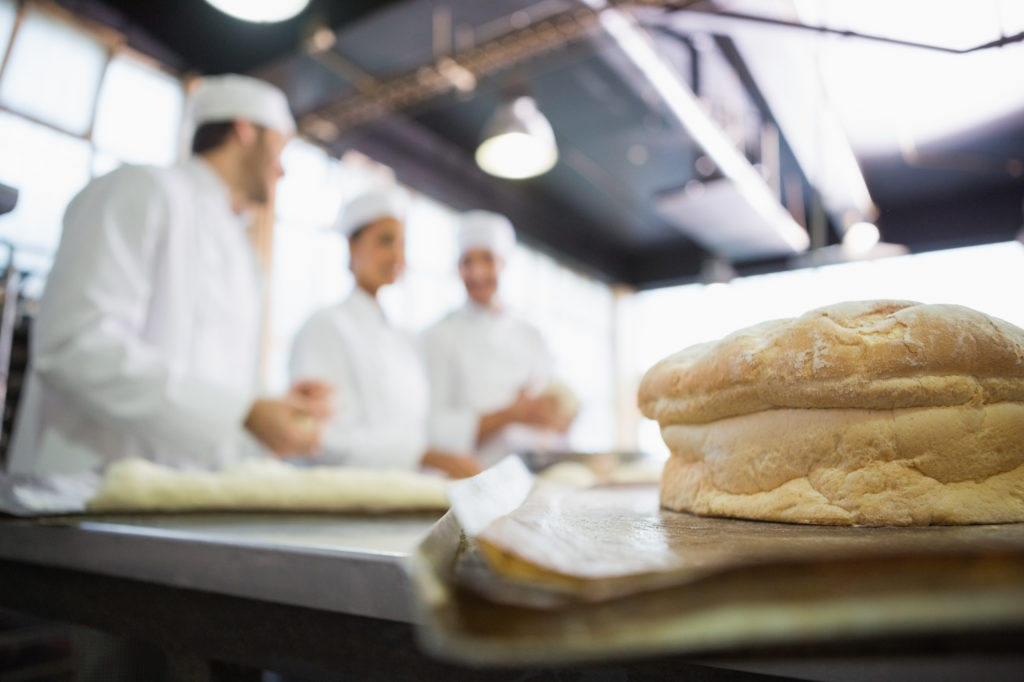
[[458, 210, 516, 260], [186, 74, 296, 136], [334, 188, 409, 238]]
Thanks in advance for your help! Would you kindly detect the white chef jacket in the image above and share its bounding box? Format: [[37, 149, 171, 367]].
[[422, 301, 563, 465], [289, 287, 429, 470], [8, 159, 262, 476]]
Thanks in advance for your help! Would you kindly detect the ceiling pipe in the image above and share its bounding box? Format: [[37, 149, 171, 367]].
[[643, 3, 876, 243], [584, 0, 809, 253], [642, 2, 1024, 55], [299, 5, 599, 138]]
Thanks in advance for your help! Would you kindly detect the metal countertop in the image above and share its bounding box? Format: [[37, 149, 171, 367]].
[[0, 512, 442, 623]]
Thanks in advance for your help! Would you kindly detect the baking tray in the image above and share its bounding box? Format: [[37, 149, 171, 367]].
[[409, 457, 1024, 665]]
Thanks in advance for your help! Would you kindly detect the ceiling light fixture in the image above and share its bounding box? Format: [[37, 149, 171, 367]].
[[204, 0, 310, 24], [842, 221, 881, 255], [475, 95, 558, 180]]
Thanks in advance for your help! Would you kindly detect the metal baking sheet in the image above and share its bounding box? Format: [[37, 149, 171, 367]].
[[0, 471, 98, 516], [409, 458, 1024, 665]]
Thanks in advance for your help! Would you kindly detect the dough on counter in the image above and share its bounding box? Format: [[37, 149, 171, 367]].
[[87, 458, 450, 513], [640, 300, 1024, 526], [536, 459, 663, 487], [537, 461, 599, 487]]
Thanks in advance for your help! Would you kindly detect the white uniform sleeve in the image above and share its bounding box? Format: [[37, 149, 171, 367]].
[[31, 167, 253, 465], [290, 314, 425, 469], [527, 325, 570, 452], [421, 324, 479, 454], [528, 325, 556, 391]]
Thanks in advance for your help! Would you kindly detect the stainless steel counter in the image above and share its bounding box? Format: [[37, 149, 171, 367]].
[[0, 512, 439, 623], [1, 512, 1021, 681]]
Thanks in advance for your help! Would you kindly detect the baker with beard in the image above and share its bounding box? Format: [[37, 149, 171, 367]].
[[8, 75, 331, 476]]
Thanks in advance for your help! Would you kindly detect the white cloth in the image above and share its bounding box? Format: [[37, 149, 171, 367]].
[[457, 210, 516, 260], [187, 74, 296, 135], [334, 188, 408, 237], [289, 288, 429, 470], [422, 302, 562, 465], [8, 159, 263, 476]]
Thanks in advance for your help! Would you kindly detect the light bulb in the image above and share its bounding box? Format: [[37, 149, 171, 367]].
[[843, 221, 881, 255], [476, 96, 558, 180], [475, 132, 557, 180], [205, 0, 309, 23]]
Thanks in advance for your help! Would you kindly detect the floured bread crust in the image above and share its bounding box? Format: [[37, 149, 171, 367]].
[[641, 300, 1024, 526], [661, 404, 1024, 525], [640, 300, 1024, 425]]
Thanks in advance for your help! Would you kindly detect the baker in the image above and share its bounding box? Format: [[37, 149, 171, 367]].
[[422, 210, 576, 467], [289, 189, 481, 477], [8, 74, 331, 476]]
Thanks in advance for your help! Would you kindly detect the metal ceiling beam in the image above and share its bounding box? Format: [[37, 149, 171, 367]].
[[644, 3, 877, 237], [299, 4, 602, 140], [583, 0, 810, 255], [644, 2, 1024, 55]]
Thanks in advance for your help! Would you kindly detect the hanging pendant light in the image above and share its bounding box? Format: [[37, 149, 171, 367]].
[[204, 0, 310, 23], [475, 96, 558, 180], [842, 221, 881, 255]]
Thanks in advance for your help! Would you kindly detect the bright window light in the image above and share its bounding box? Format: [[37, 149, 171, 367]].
[[92, 151, 121, 178], [795, 0, 1018, 52], [793, 0, 1024, 154], [275, 138, 347, 228], [0, 0, 16, 60], [93, 57, 184, 166], [0, 112, 92, 260], [0, 9, 107, 136], [204, 0, 310, 23]]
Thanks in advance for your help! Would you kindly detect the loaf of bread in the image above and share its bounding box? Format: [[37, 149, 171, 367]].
[[639, 300, 1024, 525]]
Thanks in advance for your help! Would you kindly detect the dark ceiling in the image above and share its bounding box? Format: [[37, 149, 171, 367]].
[[59, 0, 1024, 288]]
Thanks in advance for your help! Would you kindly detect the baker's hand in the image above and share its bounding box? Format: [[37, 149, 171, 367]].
[[244, 398, 324, 457], [549, 410, 575, 434], [287, 379, 334, 419], [478, 390, 565, 444], [507, 390, 563, 430], [421, 450, 484, 479]]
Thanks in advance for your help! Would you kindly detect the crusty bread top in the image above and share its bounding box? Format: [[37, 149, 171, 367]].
[[639, 300, 1024, 425]]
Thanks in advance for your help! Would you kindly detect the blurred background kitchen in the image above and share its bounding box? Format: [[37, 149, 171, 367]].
[[0, 0, 1022, 465], [1, 1, 1024, 680]]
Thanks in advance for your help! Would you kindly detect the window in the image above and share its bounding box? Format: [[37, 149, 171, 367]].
[[93, 56, 184, 167], [0, 8, 107, 135], [0, 0, 16, 59], [0, 5, 184, 273], [0, 112, 92, 271]]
